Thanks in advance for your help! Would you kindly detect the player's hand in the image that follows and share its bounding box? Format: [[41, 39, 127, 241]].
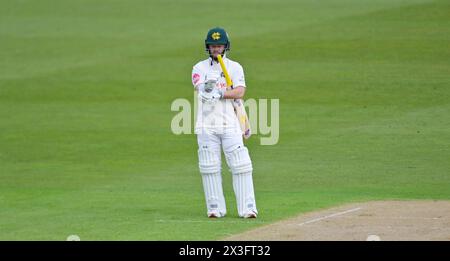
[[204, 72, 220, 92], [199, 88, 225, 104]]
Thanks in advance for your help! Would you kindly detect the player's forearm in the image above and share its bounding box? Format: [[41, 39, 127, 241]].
[[223, 86, 245, 99]]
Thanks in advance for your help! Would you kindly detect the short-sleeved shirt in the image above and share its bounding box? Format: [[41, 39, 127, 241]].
[[191, 56, 246, 133]]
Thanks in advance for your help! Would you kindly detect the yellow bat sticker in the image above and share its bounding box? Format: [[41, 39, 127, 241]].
[[217, 55, 232, 87]]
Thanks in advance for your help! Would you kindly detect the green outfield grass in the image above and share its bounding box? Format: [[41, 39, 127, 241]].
[[1, 0, 449, 240]]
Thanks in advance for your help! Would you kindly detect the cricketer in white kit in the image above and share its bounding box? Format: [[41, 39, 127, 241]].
[[191, 27, 258, 218]]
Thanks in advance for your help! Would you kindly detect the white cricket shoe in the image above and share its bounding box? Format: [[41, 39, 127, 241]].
[[207, 210, 225, 218], [243, 210, 257, 219]]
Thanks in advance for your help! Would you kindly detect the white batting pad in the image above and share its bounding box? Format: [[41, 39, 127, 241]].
[[202, 173, 226, 217], [232, 172, 257, 217], [226, 146, 257, 217], [198, 147, 226, 216]]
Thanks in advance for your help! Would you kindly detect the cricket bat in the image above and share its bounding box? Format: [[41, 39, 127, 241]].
[[217, 54, 251, 139]]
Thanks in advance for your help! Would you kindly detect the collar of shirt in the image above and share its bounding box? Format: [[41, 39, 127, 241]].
[[208, 54, 227, 66]]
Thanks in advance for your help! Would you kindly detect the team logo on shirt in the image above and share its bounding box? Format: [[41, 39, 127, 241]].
[[212, 32, 221, 40], [192, 73, 200, 84]]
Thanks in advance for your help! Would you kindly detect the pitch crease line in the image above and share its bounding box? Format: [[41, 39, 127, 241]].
[[297, 207, 362, 227]]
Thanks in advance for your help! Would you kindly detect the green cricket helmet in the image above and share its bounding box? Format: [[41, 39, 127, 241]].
[[204, 27, 230, 53]]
